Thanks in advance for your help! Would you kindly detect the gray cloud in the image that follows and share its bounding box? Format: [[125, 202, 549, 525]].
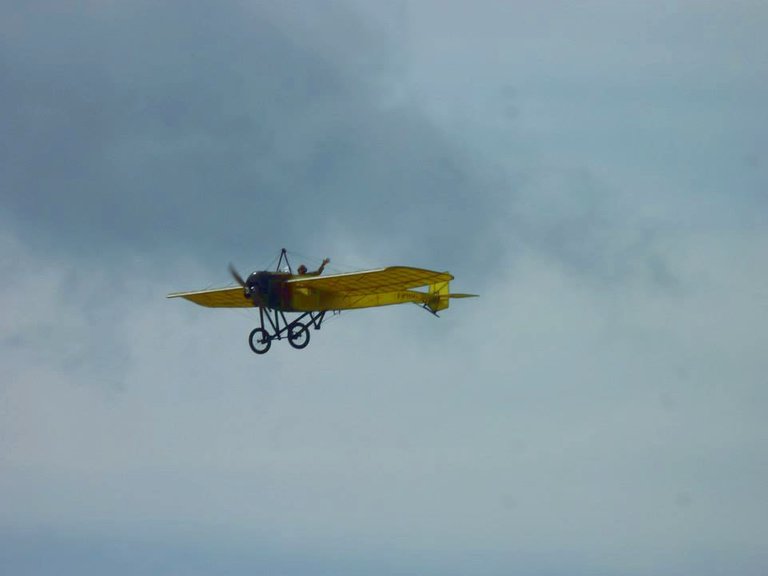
[[1, 1, 498, 272], [3, 226, 767, 574], [2, 1, 767, 575]]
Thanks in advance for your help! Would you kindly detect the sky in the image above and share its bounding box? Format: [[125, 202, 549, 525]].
[[1, 1, 767, 574]]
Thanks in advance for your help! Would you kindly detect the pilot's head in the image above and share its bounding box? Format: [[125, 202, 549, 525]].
[[297, 264, 307, 275]]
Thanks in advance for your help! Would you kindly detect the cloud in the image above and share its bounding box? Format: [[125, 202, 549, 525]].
[[2, 1, 767, 574], [0, 0, 499, 270], [3, 219, 768, 574]]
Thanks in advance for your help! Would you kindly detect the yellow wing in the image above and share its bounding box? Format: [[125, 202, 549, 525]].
[[285, 266, 453, 294], [285, 266, 463, 312], [166, 286, 251, 308], [167, 267, 475, 313]]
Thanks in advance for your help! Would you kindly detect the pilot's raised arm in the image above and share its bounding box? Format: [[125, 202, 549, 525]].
[[297, 258, 330, 276]]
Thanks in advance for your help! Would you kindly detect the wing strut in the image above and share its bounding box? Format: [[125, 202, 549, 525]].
[[276, 248, 293, 274]]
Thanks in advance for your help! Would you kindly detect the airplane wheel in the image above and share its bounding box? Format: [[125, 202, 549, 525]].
[[288, 322, 310, 350], [249, 328, 271, 354]]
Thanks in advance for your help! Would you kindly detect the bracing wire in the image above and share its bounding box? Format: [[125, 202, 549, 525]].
[[286, 249, 378, 275]]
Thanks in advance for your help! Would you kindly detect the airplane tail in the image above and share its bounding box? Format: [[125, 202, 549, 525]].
[[425, 280, 478, 314]]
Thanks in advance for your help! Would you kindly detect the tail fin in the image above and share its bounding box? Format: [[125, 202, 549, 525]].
[[425, 280, 478, 314]]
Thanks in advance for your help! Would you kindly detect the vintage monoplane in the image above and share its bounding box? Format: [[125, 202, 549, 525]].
[[168, 249, 476, 354]]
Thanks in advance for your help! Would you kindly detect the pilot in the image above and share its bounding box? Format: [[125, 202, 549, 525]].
[[297, 258, 330, 276]]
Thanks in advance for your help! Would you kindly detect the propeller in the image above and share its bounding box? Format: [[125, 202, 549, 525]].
[[229, 263, 253, 302], [228, 263, 246, 287]]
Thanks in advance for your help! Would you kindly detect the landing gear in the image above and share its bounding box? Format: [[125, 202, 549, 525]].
[[287, 322, 310, 349], [247, 308, 326, 355], [248, 328, 271, 354]]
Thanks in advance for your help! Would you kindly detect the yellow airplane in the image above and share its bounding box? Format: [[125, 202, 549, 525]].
[[168, 249, 477, 354]]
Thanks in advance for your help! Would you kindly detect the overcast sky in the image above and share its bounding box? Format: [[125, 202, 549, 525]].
[[1, 1, 767, 574]]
